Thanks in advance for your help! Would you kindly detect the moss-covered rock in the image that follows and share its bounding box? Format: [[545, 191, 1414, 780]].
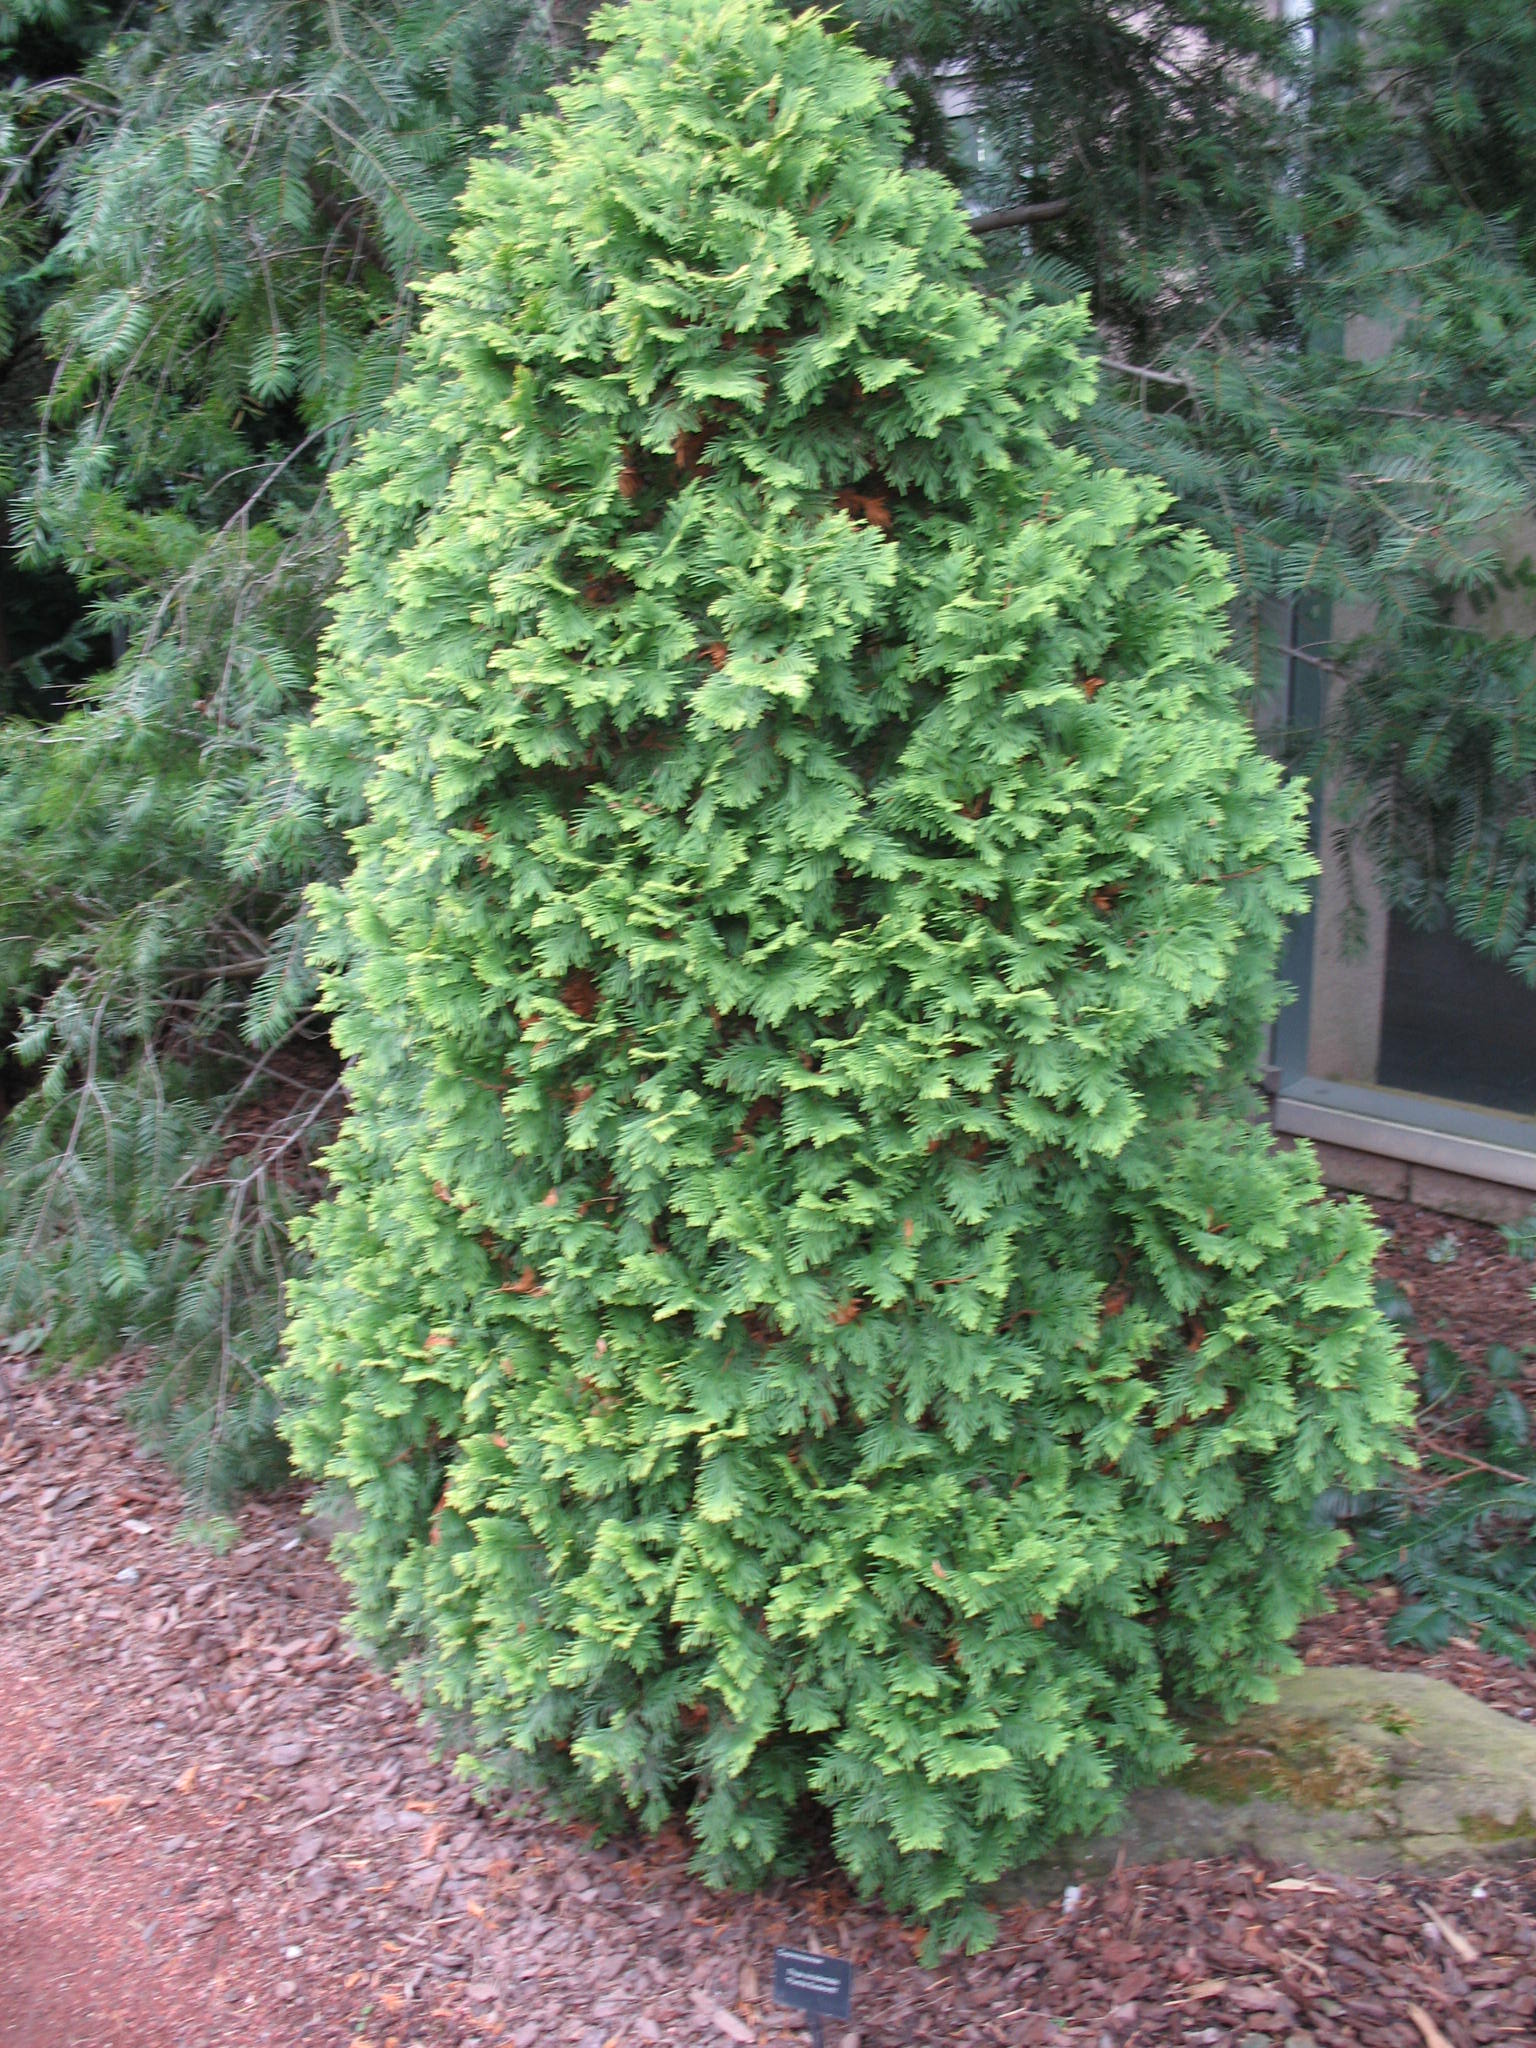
[[1004, 1666, 1536, 1890]]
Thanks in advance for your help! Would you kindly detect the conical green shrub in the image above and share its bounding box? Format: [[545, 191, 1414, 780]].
[[279, 0, 1410, 1944]]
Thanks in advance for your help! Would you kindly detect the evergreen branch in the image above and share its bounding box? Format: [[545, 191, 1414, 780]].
[[306, 174, 391, 276]]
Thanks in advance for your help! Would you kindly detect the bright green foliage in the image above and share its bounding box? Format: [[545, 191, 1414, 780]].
[[281, 0, 1410, 1941]]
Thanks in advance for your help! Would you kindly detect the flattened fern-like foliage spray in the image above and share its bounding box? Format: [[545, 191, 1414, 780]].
[[281, 0, 1410, 1943]]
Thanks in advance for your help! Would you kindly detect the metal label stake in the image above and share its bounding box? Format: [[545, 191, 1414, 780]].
[[772, 1946, 853, 2046]]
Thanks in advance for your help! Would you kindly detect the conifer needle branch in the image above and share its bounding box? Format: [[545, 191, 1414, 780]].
[[1274, 645, 1347, 677], [217, 425, 344, 539]]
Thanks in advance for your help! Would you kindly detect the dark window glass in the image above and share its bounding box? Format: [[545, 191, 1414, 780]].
[[1376, 916, 1536, 1116]]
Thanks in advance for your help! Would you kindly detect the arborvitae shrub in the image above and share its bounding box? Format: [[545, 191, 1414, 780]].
[[280, 0, 1411, 1944]]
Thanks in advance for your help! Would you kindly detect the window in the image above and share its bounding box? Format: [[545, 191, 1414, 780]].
[[1267, 603, 1536, 1204]]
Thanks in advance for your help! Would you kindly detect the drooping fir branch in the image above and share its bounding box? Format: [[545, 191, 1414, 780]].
[[0, 0, 567, 1491]]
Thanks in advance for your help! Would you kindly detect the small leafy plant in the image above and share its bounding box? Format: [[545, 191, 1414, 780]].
[[175, 1509, 242, 1556], [1336, 1280, 1536, 1662]]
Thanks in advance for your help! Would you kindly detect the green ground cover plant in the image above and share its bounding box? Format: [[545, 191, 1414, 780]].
[[1337, 1263, 1536, 1662]]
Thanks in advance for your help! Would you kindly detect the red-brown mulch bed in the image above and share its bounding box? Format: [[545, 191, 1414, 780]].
[[8, 1199, 1536, 2046], [1371, 1198, 1536, 1367]]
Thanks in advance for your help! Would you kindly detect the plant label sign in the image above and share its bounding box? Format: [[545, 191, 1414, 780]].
[[773, 1946, 853, 2042]]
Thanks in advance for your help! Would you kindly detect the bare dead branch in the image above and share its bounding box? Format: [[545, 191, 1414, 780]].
[[969, 197, 1071, 235]]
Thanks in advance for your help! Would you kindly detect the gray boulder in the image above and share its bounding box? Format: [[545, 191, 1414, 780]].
[[1003, 1665, 1536, 1894]]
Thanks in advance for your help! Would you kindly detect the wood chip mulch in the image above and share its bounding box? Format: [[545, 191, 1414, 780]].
[[7, 1194, 1536, 2047], [1371, 1198, 1536, 1373], [1297, 1195, 1536, 1723]]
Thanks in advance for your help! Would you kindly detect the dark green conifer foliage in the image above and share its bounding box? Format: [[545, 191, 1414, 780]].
[[0, 0, 557, 1491], [896, 0, 1536, 975], [282, 0, 1409, 1941]]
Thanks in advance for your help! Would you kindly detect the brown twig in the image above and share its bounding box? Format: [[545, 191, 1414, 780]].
[[1417, 1432, 1534, 1488], [1100, 356, 1195, 391], [969, 197, 1071, 235]]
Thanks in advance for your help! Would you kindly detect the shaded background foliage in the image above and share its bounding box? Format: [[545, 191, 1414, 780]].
[[0, 0, 1529, 1489], [0, 0, 563, 1487], [906, 0, 1536, 961]]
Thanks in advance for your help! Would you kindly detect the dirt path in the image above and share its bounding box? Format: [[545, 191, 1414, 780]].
[[6, 1355, 1536, 2048], [2, 1655, 291, 2048]]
